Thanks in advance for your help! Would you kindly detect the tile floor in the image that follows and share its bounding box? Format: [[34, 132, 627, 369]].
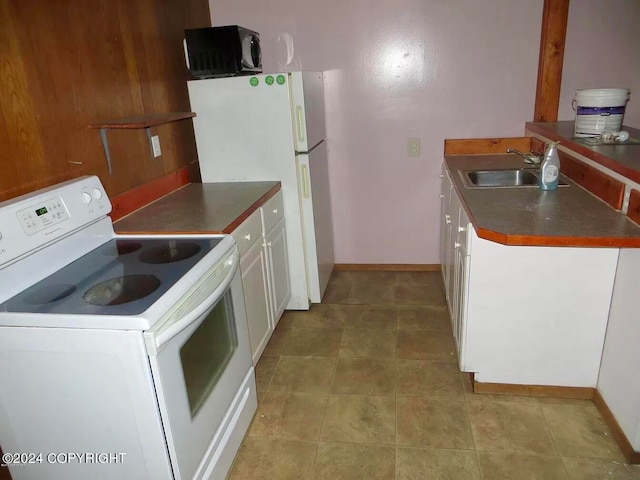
[[226, 271, 640, 479]]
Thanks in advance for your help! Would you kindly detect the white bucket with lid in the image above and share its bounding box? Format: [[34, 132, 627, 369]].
[[573, 88, 630, 137]]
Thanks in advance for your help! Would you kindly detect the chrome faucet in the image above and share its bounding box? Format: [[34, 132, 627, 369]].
[[506, 148, 542, 168]]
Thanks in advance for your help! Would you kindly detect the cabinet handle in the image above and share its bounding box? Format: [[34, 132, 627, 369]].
[[445, 214, 451, 224], [439, 174, 444, 178], [439, 194, 444, 199], [244, 234, 251, 241], [458, 226, 466, 233], [267, 241, 272, 248], [273, 208, 278, 214], [454, 242, 461, 249]]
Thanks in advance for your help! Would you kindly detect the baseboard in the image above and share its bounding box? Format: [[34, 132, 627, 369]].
[[333, 264, 442, 272], [593, 389, 640, 464], [473, 379, 595, 399]]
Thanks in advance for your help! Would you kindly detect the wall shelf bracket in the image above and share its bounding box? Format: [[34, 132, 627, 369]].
[[99, 128, 113, 175], [89, 112, 196, 175]]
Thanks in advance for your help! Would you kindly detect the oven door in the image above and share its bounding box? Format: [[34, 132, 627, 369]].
[[144, 246, 253, 480]]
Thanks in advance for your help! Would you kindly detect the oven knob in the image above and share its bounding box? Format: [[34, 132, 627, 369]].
[[81, 192, 92, 204], [92, 188, 103, 200]]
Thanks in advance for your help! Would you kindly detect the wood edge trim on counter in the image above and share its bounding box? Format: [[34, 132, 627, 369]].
[[475, 226, 640, 248], [593, 389, 640, 464], [627, 189, 640, 225], [110, 167, 190, 221], [526, 122, 640, 185], [533, 0, 569, 122], [557, 151, 625, 210], [221, 183, 281, 234], [333, 264, 442, 272], [444, 137, 532, 156], [473, 380, 595, 399]]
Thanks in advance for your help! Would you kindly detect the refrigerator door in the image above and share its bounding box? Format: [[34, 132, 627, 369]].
[[296, 141, 334, 302], [289, 72, 326, 153], [188, 75, 294, 182]]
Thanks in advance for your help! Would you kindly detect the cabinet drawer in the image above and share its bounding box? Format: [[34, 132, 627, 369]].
[[261, 190, 285, 234], [232, 209, 263, 256]]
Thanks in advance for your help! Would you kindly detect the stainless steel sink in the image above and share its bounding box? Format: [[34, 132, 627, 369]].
[[461, 169, 569, 188]]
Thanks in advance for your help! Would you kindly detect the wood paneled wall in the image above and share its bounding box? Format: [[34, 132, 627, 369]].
[[0, 0, 210, 202]]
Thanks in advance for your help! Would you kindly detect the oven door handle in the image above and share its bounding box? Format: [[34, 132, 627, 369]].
[[147, 249, 240, 354]]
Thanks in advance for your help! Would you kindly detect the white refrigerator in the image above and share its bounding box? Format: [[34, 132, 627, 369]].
[[187, 71, 334, 309]]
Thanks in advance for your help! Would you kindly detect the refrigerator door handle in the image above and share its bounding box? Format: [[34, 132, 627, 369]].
[[301, 164, 310, 199], [296, 106, 306, 143]]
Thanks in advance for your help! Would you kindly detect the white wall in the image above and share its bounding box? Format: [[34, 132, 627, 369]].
[[209, 0, 543, 264], [559, 0, 640, 128]]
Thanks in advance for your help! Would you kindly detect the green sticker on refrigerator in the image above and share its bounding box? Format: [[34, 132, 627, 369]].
[[276, 75, 286, 85], [249, 77, 259, 86], [265, 75, 274, 85]]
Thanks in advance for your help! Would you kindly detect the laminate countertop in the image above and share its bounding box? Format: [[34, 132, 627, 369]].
[[444, 155, 640, 247], [113, 181, 281, 234]]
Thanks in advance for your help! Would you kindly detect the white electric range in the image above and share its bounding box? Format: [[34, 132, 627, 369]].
[[0, 176, 257, 480]]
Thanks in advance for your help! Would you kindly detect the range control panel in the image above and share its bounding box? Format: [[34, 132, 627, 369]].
[[17, 197, 70, 236], [0, 176, 112, 268]]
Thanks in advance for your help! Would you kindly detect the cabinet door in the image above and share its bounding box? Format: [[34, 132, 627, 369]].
[[446, 189, 460, 314], [450, 188, 471, 370], [240, 237, 272, 363], [265, 217, 291, 327], [440, 168, 453, 288], [452, 242, 469, 368]]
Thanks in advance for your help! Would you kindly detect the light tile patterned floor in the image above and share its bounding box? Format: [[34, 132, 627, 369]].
[[226, 271, 640, 480]]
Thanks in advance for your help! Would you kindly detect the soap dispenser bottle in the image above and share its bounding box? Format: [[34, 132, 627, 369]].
[[539, 141, 561, 191]]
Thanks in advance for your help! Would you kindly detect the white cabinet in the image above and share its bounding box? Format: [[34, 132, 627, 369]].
[[439, 168, 453, 299], [233, 209, 271, 363], [597, 248, 640, 451], [233, 190, 291, 363], [451, 198, 470, 366], [440, 164, 618, 387], [440, 168, 470, 365], [261, 192, 291, 328]]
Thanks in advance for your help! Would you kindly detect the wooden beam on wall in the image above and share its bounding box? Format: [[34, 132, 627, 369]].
[[534, 0, 570, 122]]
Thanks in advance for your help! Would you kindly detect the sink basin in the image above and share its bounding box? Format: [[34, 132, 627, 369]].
[[461, 169, 568, 188]]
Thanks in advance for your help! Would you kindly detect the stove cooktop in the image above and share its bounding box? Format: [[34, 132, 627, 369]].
[[0, 237, 223, 316]]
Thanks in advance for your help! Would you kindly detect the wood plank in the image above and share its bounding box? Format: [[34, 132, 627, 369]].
[[531, 137, 546, 155], [473, 380, 595, 399], [333, 264, 442, 272], [88, 112, 196, 129], [0, 0, 210, 203], [110, 166, 191, 221], [628, 189, 640, 225], [534, 0, 570, 122], [444, 138, 532, 156], [593, 389, 640, 464], [558, 151, 625, 210]]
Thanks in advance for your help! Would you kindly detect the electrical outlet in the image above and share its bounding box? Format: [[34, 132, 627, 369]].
[[407, 138, 420, 157], [151, 135, 162, 158]]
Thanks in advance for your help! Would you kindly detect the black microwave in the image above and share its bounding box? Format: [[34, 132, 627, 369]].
[[184, 26, 262, 78]]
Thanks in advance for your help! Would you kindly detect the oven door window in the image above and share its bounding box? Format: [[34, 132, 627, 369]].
[[180, 290, 238, 417]]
